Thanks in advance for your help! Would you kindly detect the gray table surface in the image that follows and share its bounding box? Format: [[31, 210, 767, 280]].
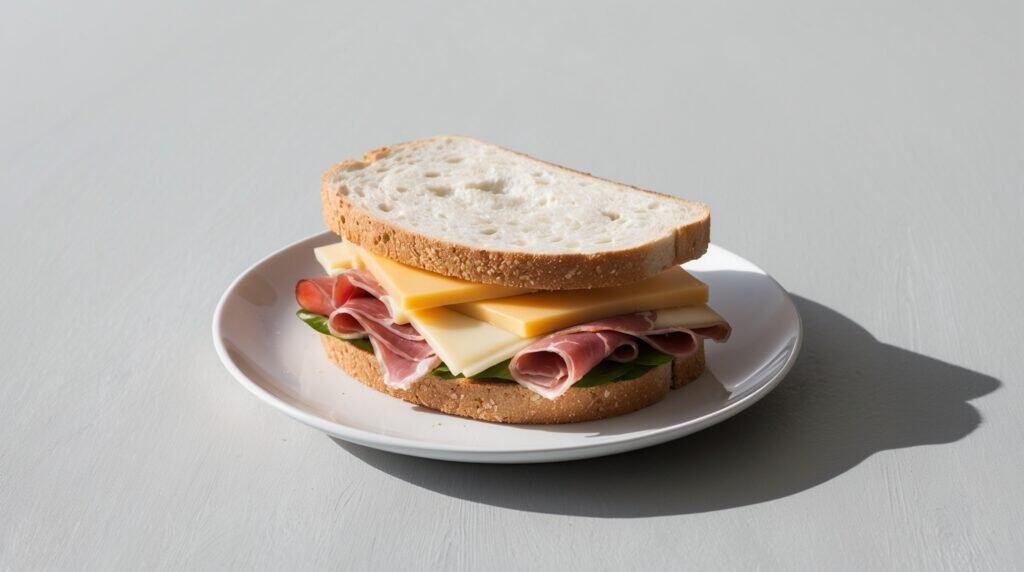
[[3, 1, 1022, 570]]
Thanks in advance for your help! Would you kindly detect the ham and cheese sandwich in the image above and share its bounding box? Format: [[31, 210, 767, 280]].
[[295, 136, 731, 424]]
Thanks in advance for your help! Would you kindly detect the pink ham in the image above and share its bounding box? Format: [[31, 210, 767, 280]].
[[295, 276, 357, 316], [328, 296, 439, 386], [295, 270, 439, 389], [509, 312, 731, 400], [510, 331, 640, 400]]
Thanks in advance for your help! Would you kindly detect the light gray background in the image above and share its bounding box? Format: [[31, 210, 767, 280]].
[[2, 1, 1021, 570]]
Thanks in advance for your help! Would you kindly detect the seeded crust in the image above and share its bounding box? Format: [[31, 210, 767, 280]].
[[320, 334, 706, 424], [320, 138, 711, 290]]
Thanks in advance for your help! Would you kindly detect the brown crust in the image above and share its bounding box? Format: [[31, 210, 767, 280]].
[[320, 334, 706, 424], [320, 136, 711, 290]]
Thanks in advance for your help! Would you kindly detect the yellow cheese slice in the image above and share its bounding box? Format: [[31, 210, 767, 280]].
[[313, 241, 533, 323], [407, 307, 537, 377], [451, 266, 709, 337], [314, 241, 363, 275], [353, 245, 533, 313]]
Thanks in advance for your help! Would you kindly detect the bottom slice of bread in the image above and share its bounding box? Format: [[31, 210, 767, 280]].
[[320, 334, 706, 424]]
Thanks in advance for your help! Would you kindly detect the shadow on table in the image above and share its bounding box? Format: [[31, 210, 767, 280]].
[[334, 295, 1000, 516]]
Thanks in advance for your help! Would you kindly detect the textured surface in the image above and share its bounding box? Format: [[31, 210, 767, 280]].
[[325, 136, 708, 254], [319, 335, 705, 424], [322, 137, 710, 288], [1, 1, 1021, 570]]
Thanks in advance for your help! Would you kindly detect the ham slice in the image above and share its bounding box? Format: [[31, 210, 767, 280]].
[[296, 270, 439, 389], [295, 276, 356, 317], [508, 312, 731, 400], [510, 331, 640, 399]]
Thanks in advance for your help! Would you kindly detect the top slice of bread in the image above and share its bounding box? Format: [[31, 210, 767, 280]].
[[321, 136, 710, 290]]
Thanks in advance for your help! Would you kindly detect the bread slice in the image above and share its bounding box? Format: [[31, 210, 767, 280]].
[[320, 334, 706, 424], [321, 136, 710, 290]]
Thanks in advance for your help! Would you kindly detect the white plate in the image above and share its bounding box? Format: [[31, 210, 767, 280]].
[[213, 232, 802, 463]]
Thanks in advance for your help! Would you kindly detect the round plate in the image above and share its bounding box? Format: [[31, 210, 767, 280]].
[[213, 232, 802, 463]]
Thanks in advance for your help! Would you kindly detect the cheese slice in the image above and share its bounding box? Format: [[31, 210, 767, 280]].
[[313, 241, 534, 323], [406, 307, 537, 377], [314, 241, 363, 275], [353, 245, 533, 313], [451, 266, 709, 337], [653, 305, 725, 329]]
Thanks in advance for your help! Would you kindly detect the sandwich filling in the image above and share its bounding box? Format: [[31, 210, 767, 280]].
[[296, 241, 731, 400], [297, 270, 440, 388], [509, 313, 728, 399]]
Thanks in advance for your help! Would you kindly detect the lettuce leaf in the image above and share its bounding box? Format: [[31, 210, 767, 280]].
[[432, 360, 515, 381], [568, 344, 673, 387], [297, 310, 672, 387], [296, 309, 373, 352]]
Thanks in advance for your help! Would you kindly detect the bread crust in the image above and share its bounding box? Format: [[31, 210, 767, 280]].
[[321, 137, 711, 290], [320, 334, 706, 424]]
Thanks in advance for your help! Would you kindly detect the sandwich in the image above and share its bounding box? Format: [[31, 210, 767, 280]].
[[294, 136, 731, 424]]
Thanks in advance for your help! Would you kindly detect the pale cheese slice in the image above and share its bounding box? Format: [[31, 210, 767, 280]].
[[451, 266, 709, 337], [314, 241, 363, 275], [653, 305, 726, 329], [406, 307, 537, 377]]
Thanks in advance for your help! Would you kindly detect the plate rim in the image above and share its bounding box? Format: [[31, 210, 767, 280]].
[[212, 231, 803, 462]]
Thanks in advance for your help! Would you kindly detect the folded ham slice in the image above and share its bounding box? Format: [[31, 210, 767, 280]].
[[296, 270, 439, 389], [295, 275, 356, 317], [508, 313, 731, 400]]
